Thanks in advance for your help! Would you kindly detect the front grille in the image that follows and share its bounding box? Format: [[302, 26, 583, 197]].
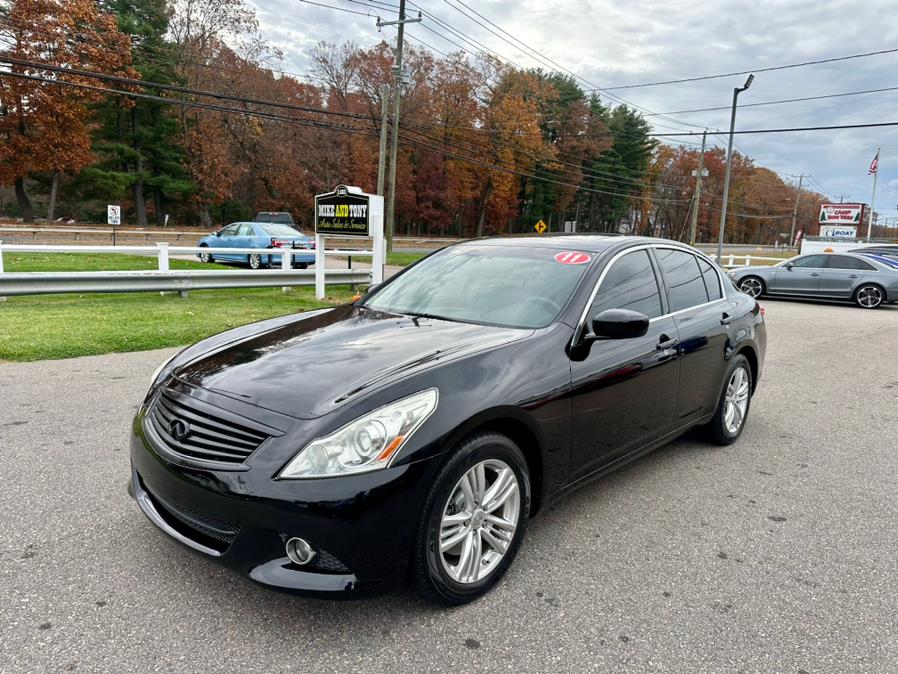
[[147, 389, 270, 465]]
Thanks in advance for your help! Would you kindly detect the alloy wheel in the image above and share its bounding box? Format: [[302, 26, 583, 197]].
[[724, 366, 750, 435], [739, 277, 763, 298], [249, 254, 262, 270], [438, 459, 520, 585], [856, 285, 883, 309], [199, 251, 211, 263]]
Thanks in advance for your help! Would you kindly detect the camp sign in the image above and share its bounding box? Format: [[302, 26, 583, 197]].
[[315, 185, 370, 236]]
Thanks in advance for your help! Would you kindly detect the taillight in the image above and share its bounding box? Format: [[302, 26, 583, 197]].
[[271, 238, 288, 248]]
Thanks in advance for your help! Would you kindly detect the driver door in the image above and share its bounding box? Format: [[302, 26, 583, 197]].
[[215, 223, 241, 260], [771, 254, 827, 295], [569, 249, 680, 481]]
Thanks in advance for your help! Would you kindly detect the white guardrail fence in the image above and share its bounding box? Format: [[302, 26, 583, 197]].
[[0, 242, 374, 298], [708, 254, 783, 269]]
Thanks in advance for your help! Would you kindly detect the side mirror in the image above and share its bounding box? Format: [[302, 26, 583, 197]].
[[365, 283, 380, 294], [590, 308, 649, 340], [784, 262, 793, 269], [214, 230, 221, 237]]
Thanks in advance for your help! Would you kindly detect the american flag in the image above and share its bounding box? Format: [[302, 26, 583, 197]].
[[868, 150, 879, 175]]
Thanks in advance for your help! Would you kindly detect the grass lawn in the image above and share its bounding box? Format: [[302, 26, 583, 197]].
[[4, 252, 230, 272], [0, 253, 357, 361], [387, 251, 427, 267]]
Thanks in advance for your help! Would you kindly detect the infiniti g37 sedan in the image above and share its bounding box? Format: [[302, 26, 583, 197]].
[[130, 235, 766, 604], [729, 252, 898, 309]]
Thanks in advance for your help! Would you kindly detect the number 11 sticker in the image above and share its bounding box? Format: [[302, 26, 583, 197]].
[[554, 252, 591, 265]]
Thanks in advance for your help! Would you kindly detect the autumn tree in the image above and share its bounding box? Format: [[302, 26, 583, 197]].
[[0, 0, 135, 222]]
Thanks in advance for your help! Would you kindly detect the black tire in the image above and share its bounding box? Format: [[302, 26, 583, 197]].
[[854, 284, 884, 309], [413, 432, 531, 605], [705, 354, 753, 445], [198, 248, 213, 264], [248, 253, 264, 270], [738, 276, 764, 298], [296, 263, 309, 270]]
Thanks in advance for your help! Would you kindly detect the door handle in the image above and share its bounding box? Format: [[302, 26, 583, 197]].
[[849, 274, 859, 279], [811, 272, 820, 277], [720, 312, 735, 325], [656, 335, 677, 350]]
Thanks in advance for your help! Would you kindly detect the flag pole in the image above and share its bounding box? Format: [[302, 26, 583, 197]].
[[867, 147, 879, 242]]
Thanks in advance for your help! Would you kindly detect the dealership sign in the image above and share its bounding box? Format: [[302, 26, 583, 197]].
[[819, 225, 857, 239], [819, 203, 864, 225], [315, 185, 370, 237]]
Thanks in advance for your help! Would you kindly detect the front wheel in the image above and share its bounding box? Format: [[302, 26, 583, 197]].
[[198, 248, 213, 264], [855, 284, 884, 309], [705, 354, 752, 445], [413, 433, 530, 605], [739, 276, 764, 298]]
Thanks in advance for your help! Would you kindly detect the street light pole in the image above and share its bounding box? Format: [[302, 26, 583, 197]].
[[789, 173, 803, 250], [717, 73, 754, 262]]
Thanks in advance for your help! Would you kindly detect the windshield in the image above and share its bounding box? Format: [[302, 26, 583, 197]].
[[258, 223, 303, 237], [362, 245, 593, 328]]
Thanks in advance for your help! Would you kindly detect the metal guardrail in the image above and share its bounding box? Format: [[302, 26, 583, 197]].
[[0, 242, 373, 298], [0, 269, 370, 296]]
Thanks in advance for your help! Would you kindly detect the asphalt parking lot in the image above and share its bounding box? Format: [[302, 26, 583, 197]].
[[2, 299, 897, 673]]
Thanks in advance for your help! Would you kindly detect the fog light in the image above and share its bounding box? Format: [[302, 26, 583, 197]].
[[285, 537, 316, 565]]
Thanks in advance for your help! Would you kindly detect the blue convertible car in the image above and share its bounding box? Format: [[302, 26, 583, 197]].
[[197, 222, 316, 269]]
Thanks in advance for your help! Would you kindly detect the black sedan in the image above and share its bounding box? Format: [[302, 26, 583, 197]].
[[130, 235, 766, 604]]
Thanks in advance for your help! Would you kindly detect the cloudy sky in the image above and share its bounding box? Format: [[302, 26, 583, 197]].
[[248, 0, 898, 224]]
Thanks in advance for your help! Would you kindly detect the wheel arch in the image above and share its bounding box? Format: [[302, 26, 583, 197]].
[[438, 407, 546, 516], [734, 344, 759, 393]]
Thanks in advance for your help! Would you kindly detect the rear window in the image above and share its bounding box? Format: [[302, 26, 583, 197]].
[[258, 223, 303, 237], [363, 245, 592, 329]]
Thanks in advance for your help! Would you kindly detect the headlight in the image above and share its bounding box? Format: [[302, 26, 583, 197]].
[[279, 388, 438, 479], [149, 352, 177, 387]]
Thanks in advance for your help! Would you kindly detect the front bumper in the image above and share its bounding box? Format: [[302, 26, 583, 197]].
[[129, 416, 436, 597]]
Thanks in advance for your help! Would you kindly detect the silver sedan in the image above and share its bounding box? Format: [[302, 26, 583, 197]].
[[728, 252, 898, 309]]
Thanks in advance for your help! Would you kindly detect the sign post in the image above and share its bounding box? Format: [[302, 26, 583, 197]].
[[314, 185, 385, 300], [107, 204, 121, 245]]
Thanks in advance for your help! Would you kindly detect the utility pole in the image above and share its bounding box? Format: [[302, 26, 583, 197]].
[[867, 147, 880, 242], [789, 173, 803, 249], [376, 84, 389, 196], [377, 2, 421, 254], [689, 129, 708, 246], [717, 73, 754, 262]]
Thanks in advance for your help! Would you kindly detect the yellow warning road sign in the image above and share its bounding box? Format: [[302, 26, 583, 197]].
[[534, 219, 547, 234]]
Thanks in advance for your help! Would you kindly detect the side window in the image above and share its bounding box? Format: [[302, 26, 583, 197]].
[[791, 255, 828, 268], [238, 224, 256, 236], [219, 224, 239, 236], [589, 250, 664, 319], [655, 248, 709, 312], [697, 257, 722, 300], [826, 255, 875, 271]]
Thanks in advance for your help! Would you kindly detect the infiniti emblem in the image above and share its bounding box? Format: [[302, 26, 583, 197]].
[[169, 418, 190, 441]]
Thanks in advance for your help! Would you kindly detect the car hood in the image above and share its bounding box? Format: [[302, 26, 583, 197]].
[[173, 305, 530, 419]]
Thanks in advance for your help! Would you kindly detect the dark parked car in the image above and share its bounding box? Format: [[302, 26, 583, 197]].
[[730, 252, 898, 308], [254, 211, 295, 225], [849, 244, 898, 269], [130, 236, 766, 604], [197, 222, 315, 269]]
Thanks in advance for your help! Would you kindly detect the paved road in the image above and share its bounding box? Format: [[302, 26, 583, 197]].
[[2, 300, 897, 673]]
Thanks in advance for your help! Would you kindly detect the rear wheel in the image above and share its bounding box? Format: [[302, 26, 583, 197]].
[[413, 433, 530, 605], [705, 354, 752, 445], [854, 284, 884, 309], [296, 263, 309, 270], [739, 276, 764, 298], [248, 253, 263, 270]]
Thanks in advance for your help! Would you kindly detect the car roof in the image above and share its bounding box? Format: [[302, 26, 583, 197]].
[[458, 234, 686, 254]]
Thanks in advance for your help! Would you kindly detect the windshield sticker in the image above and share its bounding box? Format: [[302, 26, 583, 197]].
[[554, 252, 591, 265]]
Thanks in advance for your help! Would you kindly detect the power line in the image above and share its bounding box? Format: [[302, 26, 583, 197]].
[[600, 46, 898, 90], [297, 0, 385, 18], [648, 84, 898, 116], [650, 121, 898, 137]]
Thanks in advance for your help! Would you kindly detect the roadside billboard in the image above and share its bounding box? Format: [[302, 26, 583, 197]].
[[818, 203, 864, 226], [819, 225, 858, 239]]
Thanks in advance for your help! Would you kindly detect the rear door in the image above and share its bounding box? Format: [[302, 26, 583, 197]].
[[819, 255, 877, 297], [569, 248, 680, 479], [771, 254, 828, 295], [235, 223, 257, 262], [653, 247, 732, 420]]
